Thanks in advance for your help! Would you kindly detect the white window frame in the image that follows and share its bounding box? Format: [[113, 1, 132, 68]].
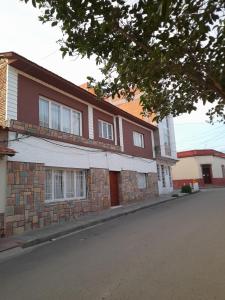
[[133, 131, 144, 148], [137, 173, 147, 189], [45, 169, 87, 203], [98, 119, 114, 140], [39, 97, 82, 136]]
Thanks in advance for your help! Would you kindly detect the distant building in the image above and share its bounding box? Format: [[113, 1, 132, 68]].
[[81, 84, 178, 194], [172, 149, 225, 189]]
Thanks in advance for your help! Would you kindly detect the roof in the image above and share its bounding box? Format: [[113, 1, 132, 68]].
[[0, 146, 16, 156], [0, 51, 157, 131], [177, 149, 225, 159]]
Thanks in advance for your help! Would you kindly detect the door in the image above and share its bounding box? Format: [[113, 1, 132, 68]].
[[201, 165, 212, 184], [109, 171, 119, 206]]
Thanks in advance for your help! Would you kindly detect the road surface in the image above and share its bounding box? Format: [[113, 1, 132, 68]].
[[1, 188, 225, 300]]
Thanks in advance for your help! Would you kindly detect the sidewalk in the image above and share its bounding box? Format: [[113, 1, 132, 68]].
[[0, 192, 192, 253]]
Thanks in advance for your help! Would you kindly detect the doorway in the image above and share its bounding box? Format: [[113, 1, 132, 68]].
[[109, 171, 120, 206], [201, 164, 212, 184]]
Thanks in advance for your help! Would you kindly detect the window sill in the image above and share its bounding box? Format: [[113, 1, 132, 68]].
[[45, 198, 88, 205]]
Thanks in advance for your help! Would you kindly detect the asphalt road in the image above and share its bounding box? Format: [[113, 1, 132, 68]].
[[1, 189, 225, 300]]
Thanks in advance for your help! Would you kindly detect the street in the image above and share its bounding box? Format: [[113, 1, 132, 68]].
[[0, 189, 225, 300]]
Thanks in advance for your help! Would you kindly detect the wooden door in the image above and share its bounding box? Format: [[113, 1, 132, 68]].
[[109, 171, 119, 206], [202, 165, 212, 184]]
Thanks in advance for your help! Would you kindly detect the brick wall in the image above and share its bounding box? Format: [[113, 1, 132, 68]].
[[9, 120, 121, 153], [0, 59, 7, 127], [119, 170, 158, 204], [5, 162, 111, 236]]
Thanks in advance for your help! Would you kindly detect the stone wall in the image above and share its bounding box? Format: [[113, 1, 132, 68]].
[[0, 59, 7, 127], [5, 162, 111, 236], [119, 170, 158, 204], [0, 213, 4, 237]]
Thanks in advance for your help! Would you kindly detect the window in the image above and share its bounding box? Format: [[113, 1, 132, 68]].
[[39, 99, 49, 128], [222, 165, 225, 178], [39, 97, 82, 136], [72, 111, 81, 136], [133, 131, 144, 148], [54, 170, 64, 199], [164, 117, 171, 156], [157, 164, 161, 181], [168, 166, 173, 187], [161, 165, 166, 187], [45, 170, 53, 201], [45, 169, 86, 202], [137, 173, 147, 189], [62, 107, 71, 133], [51, 103, 60, 131], [98, 120, 113, 140]]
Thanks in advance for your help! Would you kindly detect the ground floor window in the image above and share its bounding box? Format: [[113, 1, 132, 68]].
[[45, 169, 86, 202], [168, 166, 173, 187], [161, 165, 166, 187], [137, 173, 147, 189], [157, 164, 161, 181]]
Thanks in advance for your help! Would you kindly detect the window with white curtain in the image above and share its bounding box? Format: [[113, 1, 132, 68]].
[[133, 131, 144, 148], [98, 120, 113, 140], [137, 173, 147, 189], [51, 103, 61, 131], [54, 170, 64, 199], [72, 111, 81, 136], [39, 97, 82, 136], [39, 99, 49, 128], [62, 107, 71, 133], [45, 169, 86, 202]]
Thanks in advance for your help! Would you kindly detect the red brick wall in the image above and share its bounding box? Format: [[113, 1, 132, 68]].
[[0, 59, 7, 127], [17, 75, 89, 139], [173, 178, 225, 189], [122, 119, 153, 159], [93, 108, 115, 145]]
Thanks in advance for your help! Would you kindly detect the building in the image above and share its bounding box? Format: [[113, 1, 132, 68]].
[[81, 84, 178, 194], [172, 149, 225, 189], [0, 52, 160, 236]]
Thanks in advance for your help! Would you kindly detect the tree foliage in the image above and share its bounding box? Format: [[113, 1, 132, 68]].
[[22, 0, 225, 121]]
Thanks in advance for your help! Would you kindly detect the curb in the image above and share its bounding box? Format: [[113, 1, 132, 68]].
[[21, 192, 196, 249]]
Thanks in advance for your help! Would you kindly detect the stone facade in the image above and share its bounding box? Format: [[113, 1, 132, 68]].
[[9, 120, 121, 153], [0, 213, 4, 237], [119, 170, 158, 204], [0, 58, 7, 127], [4, 162, 111, 236]]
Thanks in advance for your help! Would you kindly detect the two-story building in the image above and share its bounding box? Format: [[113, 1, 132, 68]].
[[0, 52, 160, 236], [81, 85, 178, 195]]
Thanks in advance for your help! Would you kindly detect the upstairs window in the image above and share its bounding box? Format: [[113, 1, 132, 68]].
[[51, 103, 60, 131], [98, 120, 113, 140], [137, 173, 147, 189], [39, 99, 49, 128], [133, 131, 144, 148], [39, 97, 82, 136]]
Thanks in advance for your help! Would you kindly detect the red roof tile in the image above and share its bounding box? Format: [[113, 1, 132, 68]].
[[177, 149, 225, 159]]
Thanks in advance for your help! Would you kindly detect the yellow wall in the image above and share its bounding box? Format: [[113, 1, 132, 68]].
[[172, 157, 200, 179]]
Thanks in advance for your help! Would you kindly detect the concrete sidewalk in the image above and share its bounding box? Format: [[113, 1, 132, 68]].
[[0, 192, 192, 252]]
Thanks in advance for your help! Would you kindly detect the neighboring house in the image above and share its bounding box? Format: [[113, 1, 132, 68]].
[[81, 84, 178, 194], [0, 52, 159, 236], [172, 149, 225, 189]]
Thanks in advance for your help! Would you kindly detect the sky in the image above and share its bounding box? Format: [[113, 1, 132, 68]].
[[1, 0, 225, 153]]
